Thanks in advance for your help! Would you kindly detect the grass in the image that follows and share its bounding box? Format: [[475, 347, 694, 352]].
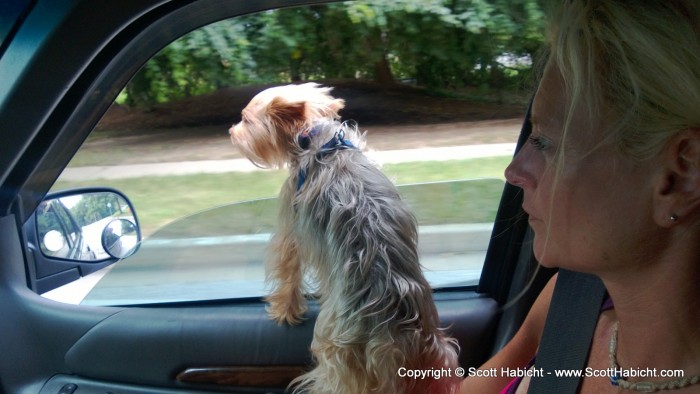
[[382, 157, 509, 184], [52, 156, 510, 236]]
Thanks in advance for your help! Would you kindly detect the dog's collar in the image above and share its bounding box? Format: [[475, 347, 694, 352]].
[[297, 128, 356, 192], [297, 126, 354, 151]]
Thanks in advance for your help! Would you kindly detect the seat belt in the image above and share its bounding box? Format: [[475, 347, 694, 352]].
[[527, 269, 606, 393]]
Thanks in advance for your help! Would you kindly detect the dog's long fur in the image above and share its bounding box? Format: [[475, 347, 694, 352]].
[[229, 83, 460, 394]]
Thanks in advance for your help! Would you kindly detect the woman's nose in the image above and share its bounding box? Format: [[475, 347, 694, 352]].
[[504, 149, 530, 189]]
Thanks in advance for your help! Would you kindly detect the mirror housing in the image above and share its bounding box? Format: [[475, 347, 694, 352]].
[[36, 189, 141, 262]]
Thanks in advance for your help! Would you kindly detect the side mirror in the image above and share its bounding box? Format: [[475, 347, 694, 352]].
[[36, 189, 141, 262]]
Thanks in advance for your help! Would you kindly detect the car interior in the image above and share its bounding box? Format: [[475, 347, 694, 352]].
[[0, 1, 559, 393]]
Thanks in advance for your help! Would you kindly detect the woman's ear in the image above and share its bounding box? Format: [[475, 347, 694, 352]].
[[653, 128, 700, 227]]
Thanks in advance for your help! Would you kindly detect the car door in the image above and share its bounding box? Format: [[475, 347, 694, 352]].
[[0, 1, 550, 393]]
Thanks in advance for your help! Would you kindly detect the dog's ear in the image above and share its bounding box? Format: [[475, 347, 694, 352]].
[[304, 97, 345, 121], [268, 97, 307, 132], [327, 98, 345, 118]]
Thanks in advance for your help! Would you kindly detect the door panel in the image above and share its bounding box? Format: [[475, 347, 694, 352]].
[[8, 291, 496, 393], [62, 297, 496, 388]]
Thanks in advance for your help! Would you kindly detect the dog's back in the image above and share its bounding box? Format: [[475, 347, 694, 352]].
[[290, 120, 460, 393]]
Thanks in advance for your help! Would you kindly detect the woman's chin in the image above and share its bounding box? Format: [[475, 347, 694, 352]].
[[532, 242, 561, 269]]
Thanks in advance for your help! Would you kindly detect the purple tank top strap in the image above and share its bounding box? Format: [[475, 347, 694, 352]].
[[601, 296, 614, 312]]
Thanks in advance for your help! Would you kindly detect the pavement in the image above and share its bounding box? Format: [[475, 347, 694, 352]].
[[61, 143, 516, 180]]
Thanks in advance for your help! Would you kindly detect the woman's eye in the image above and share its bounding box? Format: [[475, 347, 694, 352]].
[[528, 135, 551, 151]]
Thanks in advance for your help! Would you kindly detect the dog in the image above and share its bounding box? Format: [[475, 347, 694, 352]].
[[229, 83, 460, 394]]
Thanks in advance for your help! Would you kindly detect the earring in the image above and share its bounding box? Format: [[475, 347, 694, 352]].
[[670, 214, 679, 222]]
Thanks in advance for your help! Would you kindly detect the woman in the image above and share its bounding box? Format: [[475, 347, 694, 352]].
[[462, 1, 700, 392]]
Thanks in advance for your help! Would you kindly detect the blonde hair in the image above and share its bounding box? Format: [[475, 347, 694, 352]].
[[547, 0, 700, 162]]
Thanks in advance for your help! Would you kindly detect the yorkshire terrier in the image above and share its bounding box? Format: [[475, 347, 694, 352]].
[[229, 83, 459, 394]]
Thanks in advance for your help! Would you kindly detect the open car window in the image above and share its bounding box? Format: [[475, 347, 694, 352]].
[[41, 1, 544, 305]]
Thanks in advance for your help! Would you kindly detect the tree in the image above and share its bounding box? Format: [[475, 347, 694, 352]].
[[70, 193, 123, 227], [123, 18, 255, 107], [120, 0, 546, 108]]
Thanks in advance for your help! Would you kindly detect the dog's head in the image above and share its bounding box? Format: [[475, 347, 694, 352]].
[[229, 83, 345, 168]]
